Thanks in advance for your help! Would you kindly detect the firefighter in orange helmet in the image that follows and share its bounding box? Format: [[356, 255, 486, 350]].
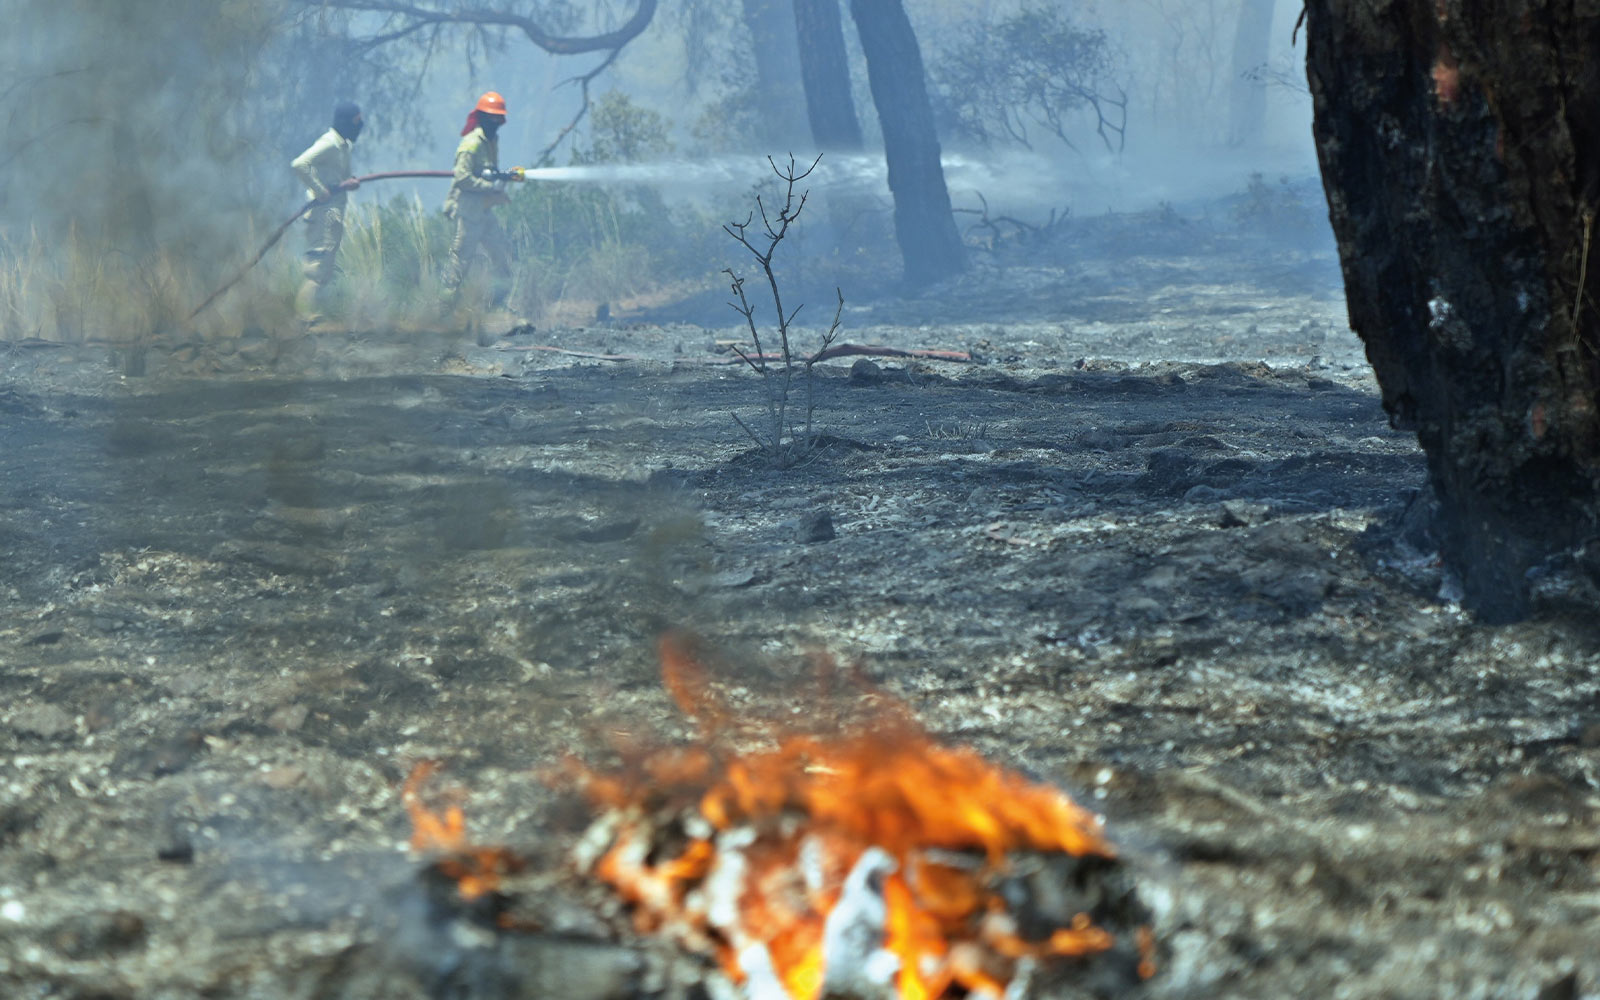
[[442, 91, 524, 310]]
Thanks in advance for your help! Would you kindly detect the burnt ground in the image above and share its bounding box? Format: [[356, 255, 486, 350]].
[[2, 203, 1599, 1000]]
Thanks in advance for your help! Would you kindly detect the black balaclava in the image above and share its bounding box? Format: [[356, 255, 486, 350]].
[[479, 113, 505, 140], [333, 101, 363, 142]]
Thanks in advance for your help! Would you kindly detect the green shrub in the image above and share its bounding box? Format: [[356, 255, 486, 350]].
[[578, 90, 673, 165], [1230, 173, 1319, 237], [931, 3, 1125, 153]]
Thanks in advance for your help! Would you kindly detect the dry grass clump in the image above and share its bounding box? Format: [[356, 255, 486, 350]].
[[0, 217, 313, 347]]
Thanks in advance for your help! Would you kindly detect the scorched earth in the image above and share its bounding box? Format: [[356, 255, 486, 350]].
[[1, 201, 1598, 999]]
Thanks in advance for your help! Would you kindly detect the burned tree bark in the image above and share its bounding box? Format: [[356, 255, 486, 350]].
[[1305, 1, 1600, 620], [793, 0, 863, 151], [741, 0, 811, 149], [848, 0, 965, 286]]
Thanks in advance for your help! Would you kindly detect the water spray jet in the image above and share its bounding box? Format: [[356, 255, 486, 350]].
[[184, 151, 1139, 324]]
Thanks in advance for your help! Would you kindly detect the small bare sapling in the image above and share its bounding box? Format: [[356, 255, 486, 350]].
[[724, 154, 844, 467]]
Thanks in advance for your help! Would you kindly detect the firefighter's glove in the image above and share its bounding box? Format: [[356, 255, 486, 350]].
[[478, 167, 500, 182]]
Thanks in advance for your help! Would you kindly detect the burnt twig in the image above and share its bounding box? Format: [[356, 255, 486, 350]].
[[955, 191, 1071, 250]]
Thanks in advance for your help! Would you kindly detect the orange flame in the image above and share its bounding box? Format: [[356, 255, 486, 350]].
[[573, 635, 1140, 999], [403, 761, 524, 902]]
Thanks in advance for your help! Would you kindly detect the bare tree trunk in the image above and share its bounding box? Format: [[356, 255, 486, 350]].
[[793, 0, 862, 152], [848, 0, 965, 287], [1227, 0, 1275, 146], [741, 0, 811, 150], [1305, 0, 1600, 620]]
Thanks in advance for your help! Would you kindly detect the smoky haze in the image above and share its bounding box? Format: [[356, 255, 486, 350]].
[[12, 5, 1540, 1000], [0, 1, 300, 340], [1, 0, 1325, 343]]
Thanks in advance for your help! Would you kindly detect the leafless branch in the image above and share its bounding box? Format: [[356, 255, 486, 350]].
[[305, 0, 657, 55], [730, 412, 768, 453], [529, 46, 628, 167], [348, 17, 437, 53], [725, 269, 768, 374], [301, 0, 657, 166], [801, 288, 846, 441], [954, 191, 1070, 250], [0, 116, 104, 172]]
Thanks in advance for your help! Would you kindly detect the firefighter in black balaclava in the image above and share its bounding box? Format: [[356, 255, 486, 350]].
[[290, 101, 363, 324]]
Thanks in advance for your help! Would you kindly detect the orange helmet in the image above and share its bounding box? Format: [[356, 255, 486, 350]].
[[475, 91, 507, 117]]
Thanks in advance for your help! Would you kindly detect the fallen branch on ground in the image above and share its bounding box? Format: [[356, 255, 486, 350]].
[[496, 342, 972, 364]]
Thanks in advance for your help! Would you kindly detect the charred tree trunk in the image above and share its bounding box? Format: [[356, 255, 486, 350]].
[[1227, 0, 1275, 146], [741, 0, 811, 150], [848, 0, 965, 287], [793, 0, 862, 151], [1305, 0, 1600, 620]]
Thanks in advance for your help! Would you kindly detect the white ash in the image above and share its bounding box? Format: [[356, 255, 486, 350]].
[[571, 809, 625, 873], [737, 941, 794, 1000], [696, 826, 756, 932], [819, 847, 899, 1000]]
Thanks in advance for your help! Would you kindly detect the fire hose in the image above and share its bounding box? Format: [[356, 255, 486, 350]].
[[186, 167, 528, 323]]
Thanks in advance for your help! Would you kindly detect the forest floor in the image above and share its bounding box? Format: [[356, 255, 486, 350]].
[[2, 193, 1598, 1000]]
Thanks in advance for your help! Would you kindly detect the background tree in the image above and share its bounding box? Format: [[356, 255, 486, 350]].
[[1305, 0, 1600, 620], [1125, 0, 1232, 140], [739, 0, 811, 149], [929, 3, 1125, 154], [1226, 0, 1275, 146], [849, 0, 965, 287], [793, 0, 862, 152]]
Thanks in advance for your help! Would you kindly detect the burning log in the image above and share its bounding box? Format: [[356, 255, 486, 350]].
[[567, 633, 1156, 999], [400, 635, 1154, 998]]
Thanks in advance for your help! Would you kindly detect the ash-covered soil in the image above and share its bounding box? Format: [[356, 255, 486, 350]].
[[2, 207, 1598, 999]]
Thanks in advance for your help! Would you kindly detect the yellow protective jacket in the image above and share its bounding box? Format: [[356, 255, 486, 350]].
[[443, 126, 501, 218], [290, 128, 352, 206]]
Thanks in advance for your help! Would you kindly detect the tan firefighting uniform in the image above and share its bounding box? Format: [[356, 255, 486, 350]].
[[442, 126, 513, 304], [290, 128, 353, 315]]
